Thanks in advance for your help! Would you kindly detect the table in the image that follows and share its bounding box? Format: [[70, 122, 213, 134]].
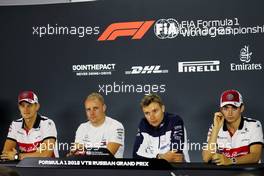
[[1, 158, 263, 176]]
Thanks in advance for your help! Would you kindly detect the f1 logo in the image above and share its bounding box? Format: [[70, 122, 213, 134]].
[[98, 21, 155, 41]]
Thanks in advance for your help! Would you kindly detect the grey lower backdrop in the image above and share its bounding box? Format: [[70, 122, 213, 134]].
[[0, 0, 263, 162]]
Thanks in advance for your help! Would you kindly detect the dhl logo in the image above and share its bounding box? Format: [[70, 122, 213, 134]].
[[98, 21, 155, 41]]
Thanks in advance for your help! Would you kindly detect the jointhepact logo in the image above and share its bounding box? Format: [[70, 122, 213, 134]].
[[98, 82, 166, 95], [72, 64, 116, 76], [125, 65, 168, 75], [98, 21, 155, 41], [178, 60, 220, 73]]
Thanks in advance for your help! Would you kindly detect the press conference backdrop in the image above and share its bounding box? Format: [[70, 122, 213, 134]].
[[0, 0, 263, 162]]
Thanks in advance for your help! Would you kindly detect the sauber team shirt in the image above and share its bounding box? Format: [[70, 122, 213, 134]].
[[7, 114, 59, 157], [207, 117, 264, 159]]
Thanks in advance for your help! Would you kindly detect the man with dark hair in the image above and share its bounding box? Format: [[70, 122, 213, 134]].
[[202, 89, 263, 165], [0, 91, 58, 161], [133, 94, 190, 162]]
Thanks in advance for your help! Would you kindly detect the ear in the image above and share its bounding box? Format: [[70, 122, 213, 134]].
[[161, 105, 165, 113], [36, 103, 40, 111], [103, 104, 107, 112], [240, 104, 244, 113]]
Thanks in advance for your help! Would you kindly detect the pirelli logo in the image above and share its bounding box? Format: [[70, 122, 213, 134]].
[[98, 21, 155, 41], [178, 60, 220, 73]]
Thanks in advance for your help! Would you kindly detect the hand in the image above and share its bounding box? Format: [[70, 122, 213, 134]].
[[213, 112, 224, 130], [66, 150, 75, 157], [159, 150, 183, 163], [212, 153, 232, 165], [0, 148, 17, 160], [66, 149, 83, 157], [66, 143, 85, 157]]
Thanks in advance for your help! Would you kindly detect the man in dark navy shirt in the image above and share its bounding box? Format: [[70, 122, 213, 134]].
[[133, 94, 190, 162]]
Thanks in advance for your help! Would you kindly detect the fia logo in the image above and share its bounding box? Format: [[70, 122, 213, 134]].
[[240, 45, 252, 63], [125, 65, 168, 74], [154, 18, 180, 39]]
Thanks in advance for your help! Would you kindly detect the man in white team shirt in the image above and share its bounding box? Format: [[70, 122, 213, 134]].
[[0, 91, 58, 160], [202, 89, 263, 165], [69, 92, 125, 158]]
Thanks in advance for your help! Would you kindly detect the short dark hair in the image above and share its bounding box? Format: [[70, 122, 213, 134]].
[[140, 94, 164, 108]]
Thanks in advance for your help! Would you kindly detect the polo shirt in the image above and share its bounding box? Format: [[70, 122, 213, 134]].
[[7, 114, 59, 157], [207, 116, 263, 158], [75, 116, 125, 158]]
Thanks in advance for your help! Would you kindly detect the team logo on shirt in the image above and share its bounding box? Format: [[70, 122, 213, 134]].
[[100, 141, 107, 147], [173, 125, 183, 141], [83, 135, 90, 143], [217, 136, 228, 139], [226, 93, 234, 101], [174, 125, 182, 130], [241, 138, 250, 142], [136, 128, 141, 136], [145, 146, 154, 155], [117, 128, 124, 140], [17, 130, 24, 135], [34, 128, 40, 131]]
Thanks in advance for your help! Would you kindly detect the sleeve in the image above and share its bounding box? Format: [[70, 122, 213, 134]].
[[108, 122, 125, 146], [132, 122, 145, 159], [206, 124, 214, 143], [182, 127, 190, 162], [171, 117, 184, 153], [42, 119, 57, 141], [171, 117, 190, 162], [249, 120, 264, 145], [74, 124, 84, 144], [7, 121, 17, 142]]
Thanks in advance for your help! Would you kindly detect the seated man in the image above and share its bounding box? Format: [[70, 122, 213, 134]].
[[133, 94, 190, 162], [202, 89, 263, 165], [68, 92, 125, 158], [1, 91, 58, 160]]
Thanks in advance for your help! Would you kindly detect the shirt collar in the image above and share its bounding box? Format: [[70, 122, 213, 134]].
[[21, 114, 41, 129], [223, 116, 244, 131]]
